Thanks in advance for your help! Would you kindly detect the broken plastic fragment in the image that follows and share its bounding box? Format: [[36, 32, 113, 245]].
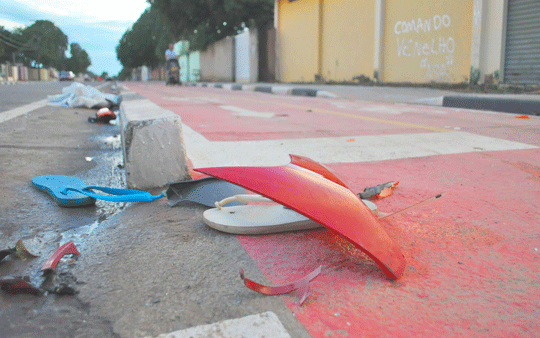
[[0, 276, 42, 295], [240, 266, 322, 305], [358, 181, 399, 199], [41, 241, 80, 272], [15, 239, 39, 259], [166, 177, 247, 207], [0, 239, 38, 261], [196, 155, 406, 279]]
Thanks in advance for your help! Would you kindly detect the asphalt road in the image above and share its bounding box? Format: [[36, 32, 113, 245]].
[[0, 81, 103, 113]]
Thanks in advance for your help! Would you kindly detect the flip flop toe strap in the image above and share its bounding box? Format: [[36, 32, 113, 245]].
[[62, 186, 164, 202]]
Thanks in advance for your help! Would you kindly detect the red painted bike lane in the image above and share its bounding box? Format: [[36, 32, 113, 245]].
[[126, 82, 540, 337]]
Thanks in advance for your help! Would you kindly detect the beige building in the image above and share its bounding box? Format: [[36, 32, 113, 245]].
[[275, 0, 540, 84]]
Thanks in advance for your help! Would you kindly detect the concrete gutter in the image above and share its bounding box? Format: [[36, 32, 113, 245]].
[[443, 95, 540, 115]]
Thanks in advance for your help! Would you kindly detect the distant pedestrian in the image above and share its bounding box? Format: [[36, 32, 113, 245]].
[[165, 43, 181, 85], [165, 43, 177, 62]]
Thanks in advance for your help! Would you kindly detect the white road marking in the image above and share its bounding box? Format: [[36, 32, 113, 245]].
[[152, 311, 291, 338], [182, 124, 538, 167], [163, 96, 222, 104], [220, 105, 275, 118], [0, 99, 48, 124]]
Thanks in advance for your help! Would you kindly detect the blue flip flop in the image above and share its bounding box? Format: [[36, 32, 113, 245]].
[[32, 175, 96, 207], [32, 175, 164, 207]]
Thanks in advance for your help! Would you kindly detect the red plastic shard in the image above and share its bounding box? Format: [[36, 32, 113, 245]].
[[41, 241, 80, 271], [195, 156, 406, 279], [240, 266, 322, 305], [289, 154, 351, 189], [0, 277, 42, 296]]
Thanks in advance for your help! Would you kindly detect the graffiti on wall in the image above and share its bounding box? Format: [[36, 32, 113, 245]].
[[394, 14, 454, 81]]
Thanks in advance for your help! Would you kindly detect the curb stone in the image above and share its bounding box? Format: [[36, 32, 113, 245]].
[[189, 82, 339, 98]]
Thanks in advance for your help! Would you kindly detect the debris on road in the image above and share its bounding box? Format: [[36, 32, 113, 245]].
[[0, 276, 42, 296], [240, 266, 322, 305], [357, 181, 399, 200], [48, 82, 121, 109], [41, 241, 80, 272], [378, 192, 446, 219], [195, 154, 406, 280], [32, 175, 96, 207], [203, 194, 378, 235], [88, 108, 117, 124], [166, 177, 246, 207], [33, 175, 164, 205], [0, 239, 39, 262]]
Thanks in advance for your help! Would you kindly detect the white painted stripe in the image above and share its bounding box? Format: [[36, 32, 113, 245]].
[[316, 90, 338, 98], [271, 86, 293, 95], [415, 96, 444, 106], [0, 99, 48, 124], [182, 124, 538, 167], [220, 105, 275, 118], [153, 311, 291, 338]]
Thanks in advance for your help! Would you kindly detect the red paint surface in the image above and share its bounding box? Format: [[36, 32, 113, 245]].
[[126, 83, 540, 337]]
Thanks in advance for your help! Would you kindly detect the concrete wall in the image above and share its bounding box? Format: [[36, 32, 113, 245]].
[[276, 0, 321, 82], [321, 0, 375, 82], [151, 65, 166, 81], [382, 0, 474, 83], [18, 66, 28, 81], [474, 0, 506, 83], [235, 31, 251, 83], [259, 24, 276, 82], [188, 51, 200, 81], [12, 66, 19, 81], [40, 68, 49, 81], [141, 66, 150, 82], [274, 0, 515, 84], [200, 36, 235, 82]]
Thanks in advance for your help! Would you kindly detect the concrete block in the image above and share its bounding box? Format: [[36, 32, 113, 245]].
[[272, 86, 293, 96], [291, 88, 317, 97], [120, 99, 190, 189], [443, 96, 540, 115]]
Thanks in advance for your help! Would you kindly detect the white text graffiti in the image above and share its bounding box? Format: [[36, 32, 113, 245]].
[[394, 15, 451, 35], [397, 37, 455, 57]]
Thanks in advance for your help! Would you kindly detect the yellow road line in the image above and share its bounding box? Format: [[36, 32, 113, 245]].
[[175, 85, 451, 133]]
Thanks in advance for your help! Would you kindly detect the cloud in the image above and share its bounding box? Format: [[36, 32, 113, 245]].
[[0, 18, 26, 30]]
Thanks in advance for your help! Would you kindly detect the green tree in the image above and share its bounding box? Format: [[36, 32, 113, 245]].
[[66, 43, 91, 74], [0, 26, 31, 64], [116, 7, 173, 69], [21, 20, 68, 69], [148, 0, 273, 50]]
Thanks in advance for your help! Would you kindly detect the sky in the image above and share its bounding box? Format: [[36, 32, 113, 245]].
[[1, 0, 150, 75]]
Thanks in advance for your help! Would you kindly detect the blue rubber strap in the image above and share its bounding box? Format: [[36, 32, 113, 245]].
[[62, 186, 164, 202]]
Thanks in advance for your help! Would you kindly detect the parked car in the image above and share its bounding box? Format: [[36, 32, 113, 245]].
[[59, 71, 73, 81]]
